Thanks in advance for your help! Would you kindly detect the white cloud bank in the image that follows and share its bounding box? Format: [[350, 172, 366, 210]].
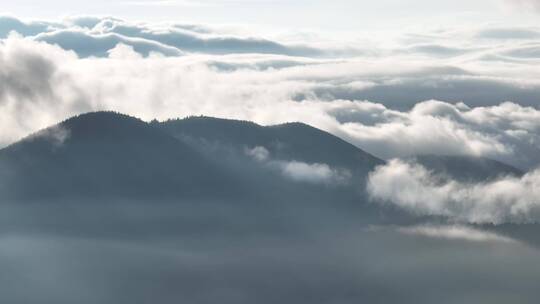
[[367, 159, 540, 224], [332, 100, 540, 169]]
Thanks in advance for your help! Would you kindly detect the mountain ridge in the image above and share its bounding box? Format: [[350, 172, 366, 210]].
[[0, 111, 525, 203], [0, 112, 241, 200]]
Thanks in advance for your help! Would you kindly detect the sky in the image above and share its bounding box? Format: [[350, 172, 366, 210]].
[[3, 0, 539, 30]]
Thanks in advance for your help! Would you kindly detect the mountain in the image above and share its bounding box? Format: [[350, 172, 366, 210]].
[[157, 116, 391, 211], [0, 112, 384, 203], [2, 112, 539, 304], [0, 112, 524, 208], [158, 116, 383, 175], [0, 112, 240, 200], [410, 154, 523, 182]]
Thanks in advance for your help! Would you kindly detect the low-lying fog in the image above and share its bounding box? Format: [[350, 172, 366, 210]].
[[1, 199, 539, 304]]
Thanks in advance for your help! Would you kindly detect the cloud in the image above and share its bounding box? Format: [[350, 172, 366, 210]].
[[0, 35, 91, 146], [333, 100, 511, 157], [107, 43, 144, 59], [1, 35, 540, 169], [328, 100, 540, 169], [314, 74, 540, 111], [64, 16, 116, 29], [35, 30, 184, 57], [505, 0, 540, 11], [245, 145, 270, 161], [4, 14, 540, 304], [246, 146, 351, 184], [0, 16, 57, 38], [280, 161, 351, 184], [24, 125, 71, 147], [397, 225, 519, 243], [94, 19, 323, 57], [501, 45, 540, 59], [476, 27, 540, 40], [1, 17, 540, 170], [0, 16, 331, 58], [404, 44, 476, 58], [367, 159, 540, 224]]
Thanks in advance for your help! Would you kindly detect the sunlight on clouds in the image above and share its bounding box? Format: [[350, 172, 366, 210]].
[[107, 43, 143, 59]]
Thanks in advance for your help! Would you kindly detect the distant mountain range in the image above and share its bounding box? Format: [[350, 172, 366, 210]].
[[0, 112, 523, 204]]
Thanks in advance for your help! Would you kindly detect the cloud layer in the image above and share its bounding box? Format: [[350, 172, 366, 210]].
[[1, 16, 540, 171], [2, 199, 540, 304], [367, 159, 540, 224]]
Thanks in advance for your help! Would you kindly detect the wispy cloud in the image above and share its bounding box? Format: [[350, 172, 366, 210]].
[[246, 146, 351, 185], [397, 225, 519, 243]]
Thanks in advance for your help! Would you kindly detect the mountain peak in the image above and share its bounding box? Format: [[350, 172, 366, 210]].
[[0, 111, 240, 200], [159, 115, 383, 170], [60, 111, 148, 137]]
